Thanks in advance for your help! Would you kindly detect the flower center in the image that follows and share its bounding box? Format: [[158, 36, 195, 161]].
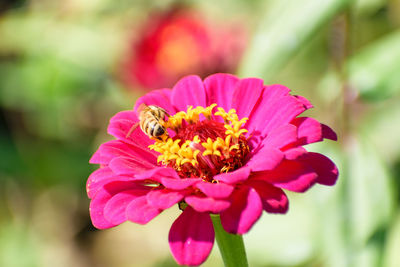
[[148, 104, 249, 182]]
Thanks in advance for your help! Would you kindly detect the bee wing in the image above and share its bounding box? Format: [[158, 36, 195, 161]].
[[137, 103, 148, 113], [153, 106, 170, 118], [162, 107, 170, 117]]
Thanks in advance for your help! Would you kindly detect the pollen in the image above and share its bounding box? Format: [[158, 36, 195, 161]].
[[149, 104, 249, 181]]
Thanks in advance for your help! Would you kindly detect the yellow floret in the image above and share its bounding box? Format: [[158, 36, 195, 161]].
[[192, 135, 201, 144], [150, 136, 202, 167], [170, 139, 181, 154], [224, 135, 232, 147], [185, 106, 198, 123], [148, 104, 249, 169], [214, 107, 230, 123], [202, 138, 215, 156], [201, 103, 217, 119]]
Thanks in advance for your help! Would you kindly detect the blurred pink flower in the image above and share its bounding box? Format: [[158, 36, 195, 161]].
[[87, 73, 338, 266], [121, 8, 246, 90]]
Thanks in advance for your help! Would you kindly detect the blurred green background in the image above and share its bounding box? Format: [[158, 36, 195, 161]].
[[1, 0, 400, 266]]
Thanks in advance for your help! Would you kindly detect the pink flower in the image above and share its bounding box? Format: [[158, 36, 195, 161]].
[[87, 73, 338, 266], [120, 8, 247, 90]]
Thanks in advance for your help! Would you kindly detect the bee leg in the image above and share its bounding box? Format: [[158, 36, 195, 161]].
[[126, 122, 139, 138]]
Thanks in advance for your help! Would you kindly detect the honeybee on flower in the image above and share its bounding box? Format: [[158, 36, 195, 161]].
[[126, 104, 169, 140]]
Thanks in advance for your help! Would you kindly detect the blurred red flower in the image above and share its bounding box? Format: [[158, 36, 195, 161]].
[[121, 8, 247, 90]]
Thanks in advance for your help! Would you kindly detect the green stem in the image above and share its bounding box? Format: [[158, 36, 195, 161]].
[[211, 215, 248, 267]]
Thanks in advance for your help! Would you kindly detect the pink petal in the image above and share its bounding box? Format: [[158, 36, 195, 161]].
[[146, 189, 186, 209], [169, 207, 214, 266], [231, 77, 264, 119], [291, 117, 337, 146], [252, 160, 318, 192], [109, 157, 156, 176], [89, 140, 157, 165], [248, 180, 288, 213], [185, 195, 231, 213], [261, 95, 307, 137], [107, 110, 154, 148], [126, 195, 162, 225], [263, 84, 291, 98], [246, 147, 284, 172], [134, 88, 176, 115], [204, 73, 239, 111], [292, 117, 322, 145], [261, 124, 298, 149], [299, 152, 339, 186], [134, 167, 179, 182], [87, 167, 114, 199], [89, 149, 106, 165], [245, 84, 291, 139], [214, 167, 250, 184], [171, 75, 206, 111], [89, 181, 147, 229], [161, 177, 201, 190], [107, 110, 138, 136], [89, 141, 125, 165], [284, 147, 307, 160], [246, 95, 306, 148], [90, 197, 117, 229], [322, 124, 338, 141], [293, 95, 313, 109], [274, 174, 317, 192], [87, 167, 132, 199], [109, 110, 137, 124], [220, 186, 263, 234], [103, 189, 148, 225], [196, 182, 234, 198]]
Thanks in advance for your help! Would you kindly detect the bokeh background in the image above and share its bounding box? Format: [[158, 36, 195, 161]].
[[1, 0, 400, 266]]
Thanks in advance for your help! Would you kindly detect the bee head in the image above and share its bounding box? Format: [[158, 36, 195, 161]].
[[155, 126, 166, 137]]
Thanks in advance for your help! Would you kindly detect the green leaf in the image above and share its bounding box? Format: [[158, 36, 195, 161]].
[[304, 139, 394, 267], [383, 213, 400, 267], [238, 0, 350, 81], [347, 30, 400, 100], [347, 135, 394, 245], [353, 0, 387, 15], [358, 100, 400, 161], [0, 223, 39, 267]]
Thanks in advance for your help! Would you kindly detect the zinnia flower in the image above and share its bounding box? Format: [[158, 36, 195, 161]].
[[121, 7, 246, 90], [87, 73, 338, 266]]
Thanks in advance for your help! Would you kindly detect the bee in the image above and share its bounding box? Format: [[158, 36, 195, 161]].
[[126, 104, 169, 139]]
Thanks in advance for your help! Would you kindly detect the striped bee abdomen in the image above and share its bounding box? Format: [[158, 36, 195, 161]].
[[138, 104, 169, 139]]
